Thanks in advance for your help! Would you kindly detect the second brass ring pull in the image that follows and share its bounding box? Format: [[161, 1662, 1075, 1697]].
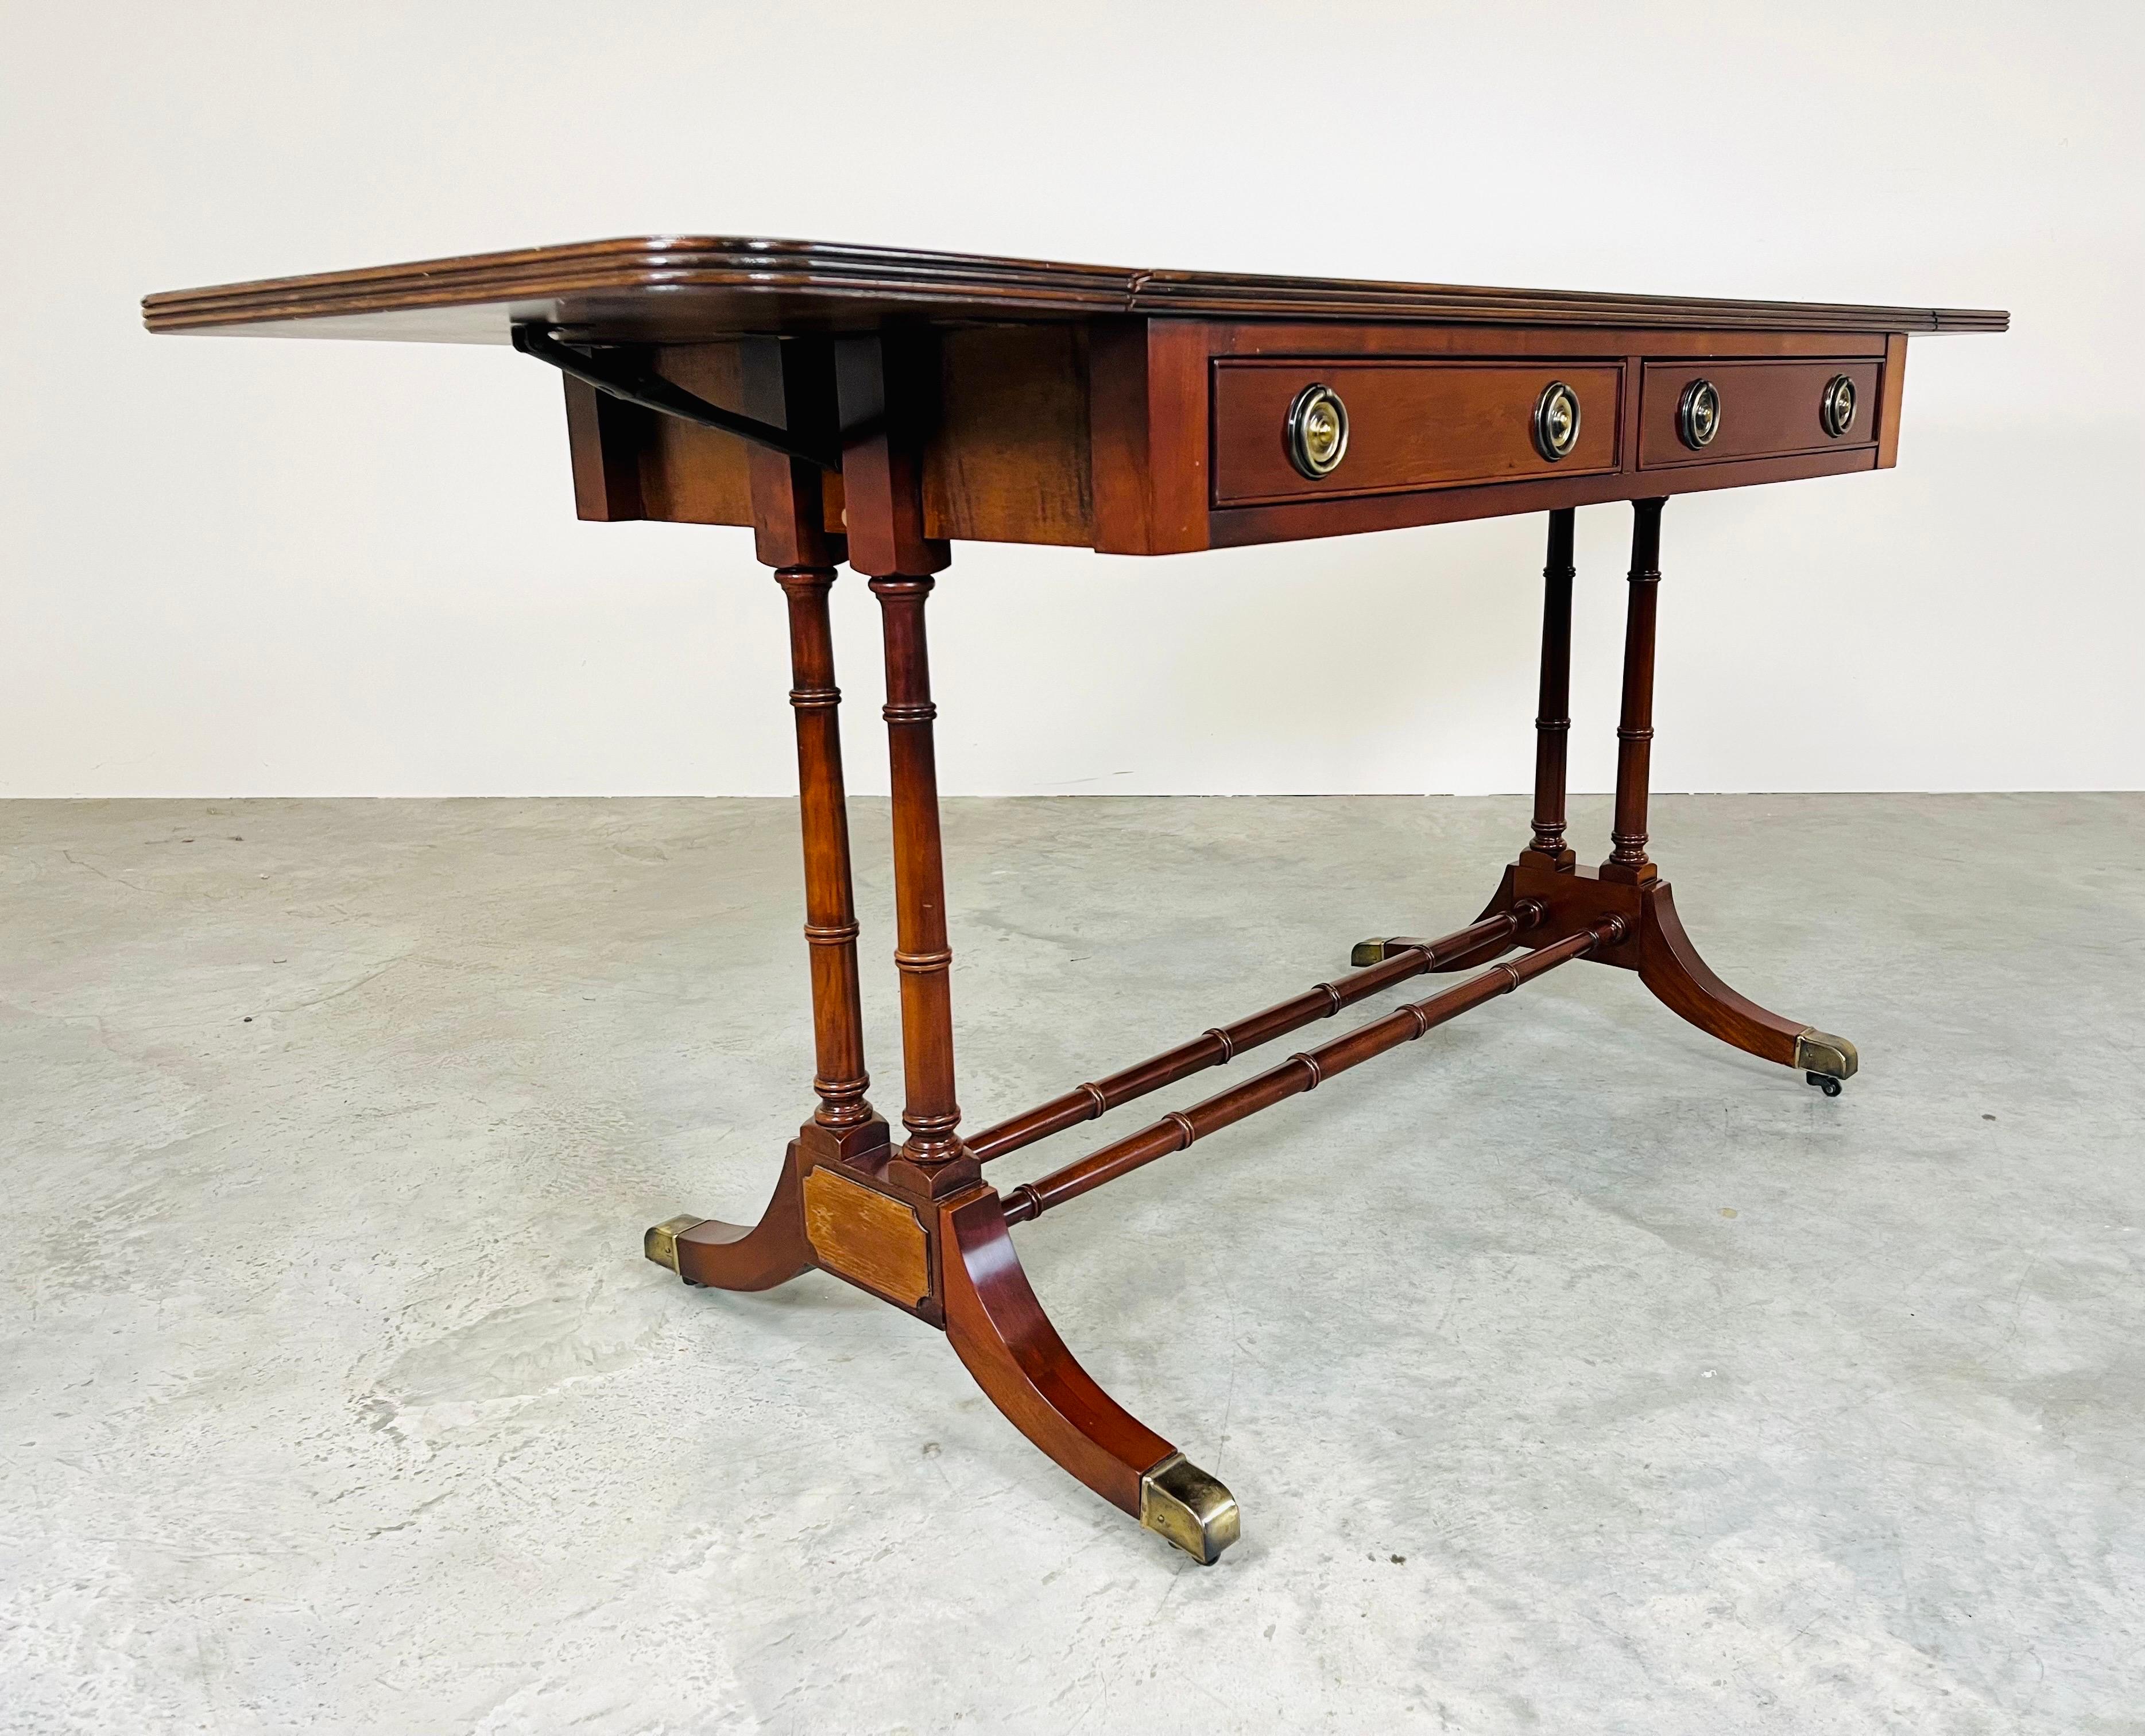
[[1677, 377, 1722, 449], [1820, 373, 1857, 438]]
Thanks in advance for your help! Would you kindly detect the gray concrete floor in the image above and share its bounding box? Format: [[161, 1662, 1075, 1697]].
[[2, 793, 2141, 1734]]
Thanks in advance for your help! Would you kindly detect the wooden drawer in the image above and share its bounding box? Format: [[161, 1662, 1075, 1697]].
[[1210, 361, 1621, 506], [1638, 358, 1880, 469]]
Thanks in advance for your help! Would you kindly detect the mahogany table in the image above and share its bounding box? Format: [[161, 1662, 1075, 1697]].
[[145, 239, 2005, 1564]]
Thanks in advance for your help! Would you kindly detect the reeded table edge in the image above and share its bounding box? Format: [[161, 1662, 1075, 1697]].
[[142, 234, 2010, 339]]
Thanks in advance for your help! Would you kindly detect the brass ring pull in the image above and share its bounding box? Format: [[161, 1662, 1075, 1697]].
[[1285, 382, 1350, 478], [1533, 380, 1582, 461], [1820, 373, 1857, 438], [1677, 378, 1721, 449]]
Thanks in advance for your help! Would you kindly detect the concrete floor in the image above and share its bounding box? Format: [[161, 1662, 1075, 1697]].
[[2, 793, 2141, 1734]]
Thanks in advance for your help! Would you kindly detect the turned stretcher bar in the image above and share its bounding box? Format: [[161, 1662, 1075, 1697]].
[[966, 908, 1539, 1165], [999, 914, 1623, 1224]]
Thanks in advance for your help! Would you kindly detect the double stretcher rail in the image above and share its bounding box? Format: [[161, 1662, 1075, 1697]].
[[967, 908, 1540, 1167], [979, 907, 1625, 1226]]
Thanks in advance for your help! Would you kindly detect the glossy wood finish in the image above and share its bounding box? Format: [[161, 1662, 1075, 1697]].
[[547, 319, 1923, 554], [144, 240, 1992, 556], [562, 373, 651, 521], [1877, 334, 1910, 469], [745, 340, 881, 1158], [144, 237, 1133, 343], [837, 333, 972, 1196], [1207, 441, 1880, 549], [1638, 882, 1811, 1068], [834, 333, 948, 579], [1527, 509, 1579, 871], [802, 1164, 932, 1308], [938, 1188, 1174, 1516], [1637, 358, 1881, 469], [663, 342, 884, 1295], [870, 571, 972, 1191], [923, 326, 1093, 547], [1089, 319, 1210, 555], [142, 235, 2007, 342], [969, 910, 1528, 1165], [743, 336, 843, 568], [1481, 859, 1812, 1072], [1211, 361, 1622, 505], [1002, 923, 1616, 1225], [1605, 500, 1666, 885], [776, 568, 874, 1132], [670, 1141, 815, 1291], [144, 235, 2003, 1564]]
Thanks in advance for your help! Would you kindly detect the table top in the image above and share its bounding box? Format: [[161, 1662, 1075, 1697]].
[[142, 235, 2008, 346]]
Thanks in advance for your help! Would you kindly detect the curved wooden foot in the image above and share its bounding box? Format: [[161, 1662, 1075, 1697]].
[[644, 1140, 815, 1292], [1637, 881, 1857, 1083], [937, 1189, 1241, 1564], [1417, 859, 1858, 1086]]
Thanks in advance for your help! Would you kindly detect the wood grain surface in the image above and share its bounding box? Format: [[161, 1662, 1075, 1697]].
[[142, 234, 2008, 342], [802, 1164, 931, 1308], [1211, 360, 1623, 505]]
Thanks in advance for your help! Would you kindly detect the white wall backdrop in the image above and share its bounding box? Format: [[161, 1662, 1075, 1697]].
[[1, 1, 2138, 797]]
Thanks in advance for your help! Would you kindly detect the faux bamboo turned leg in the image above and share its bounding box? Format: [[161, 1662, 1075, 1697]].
[[778, 567, 874, 1134], [1526, 507, 1578, 871], [828, 331, 1231, 1563], [872, 574, 975, 1195], [1603, 498, 1664, 885], [833, 331, 974, 1199], [1468, 493, 1857, 1088], [646, 337, 865, 1292], [1423, 512, 1578, 978]]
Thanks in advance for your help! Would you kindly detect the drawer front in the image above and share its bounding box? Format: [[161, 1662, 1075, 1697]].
[[1211, 361, 1621, 505], [1639, 358, 1880, 468]]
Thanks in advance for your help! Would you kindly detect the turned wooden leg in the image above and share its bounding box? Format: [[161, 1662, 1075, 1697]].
[[646, 338, 885, 1290], [824, 331, 1233, 1558], [870, 573, 979, 1198], [832, 330, 978, 1200], [1524, 505, 1578, 873], [1602, 499, 1855, 1084], [1468, 499, 1857, 1090], [645, 571, 867, 1290], [1428, 507, 1581, 974], [1602, 497, 1664, 886], [778, 565, 880, 1143], [1412, 500, 1856, 1088]]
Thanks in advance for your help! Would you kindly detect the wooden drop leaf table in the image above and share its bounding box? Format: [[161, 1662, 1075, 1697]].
[[145, 239, 2004, 1564]]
